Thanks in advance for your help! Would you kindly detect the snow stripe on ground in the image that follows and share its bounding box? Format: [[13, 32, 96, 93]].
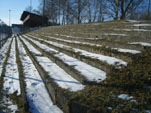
[[112, 48, 141, 54], [22, 37, 106, 82], [44, 35, 141, 54], [20, 37, 84, 92], [104, 33, 127, 36], [0, 38, 12, 76], [27, 34, 141, 54], [3, 38, 21, 95], [115, 29, 151, 32], [25, 35, 127, 66], [17, 38, 63, 113], [36, 56, 84, 91], [133, 24, 151, 26], [1, 96, 18, 113], [129, 42, 151, 47]]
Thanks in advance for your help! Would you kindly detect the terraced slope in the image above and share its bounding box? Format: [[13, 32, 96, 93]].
[[0, 21, 151, 113]]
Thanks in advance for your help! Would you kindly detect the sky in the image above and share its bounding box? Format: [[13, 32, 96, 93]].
[[0, 0, 40, 26]]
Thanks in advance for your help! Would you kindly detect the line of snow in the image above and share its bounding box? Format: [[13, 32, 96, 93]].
[[0, 38, 12, 76], [116, 29, 151, 32], [27, 34, 141, 54], [21, 37, 84, 92], [55, 53, 106, 82], [33, 34, 101, 47], [45, 35, 140, 54], [25, 35, 127, 66], [18, 36, 42, 56], [133, 24, 151, 27], [112, 48, 141, 54], [104, 33, 127, 36], [126, 20, 139, 22], [17, 38, 63, 113], [36, 56, 85, 91], [129, 42, 151, 47], [3, 38, 21, 95], [23, 36, 106, 82], [55, 34, 71, 37], [46, 35, 141, 54], [74, 49, 127, 66]]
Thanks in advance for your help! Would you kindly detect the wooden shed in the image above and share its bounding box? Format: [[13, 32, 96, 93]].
[[20, 11, 48, 27]]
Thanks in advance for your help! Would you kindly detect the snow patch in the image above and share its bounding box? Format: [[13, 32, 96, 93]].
[[133, 24, 151, 27], [104, 33, 126, 36], [25, 35, 127, 66], [2, 96, 18, 113], [17, 38, 63, 113], [129, 42, 151, 47], [116, 29, 151, 32], [20, 37, 84, 92], [37, 57, 85, 92], [112, 48, 141, 54], [118, 94, 133, 100], [3, 38, 21, 95], [23, 37, 106, 82], [0, 38, 12, 76]]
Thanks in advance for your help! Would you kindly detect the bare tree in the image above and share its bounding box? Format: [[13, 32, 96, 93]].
[[25, 6, 33, 12], [120, 0, 144, 20], [148, 0, 151, 19], [72, 0, 87, 24], [87, 0, 92, 23], [97, 0, 105, 22]]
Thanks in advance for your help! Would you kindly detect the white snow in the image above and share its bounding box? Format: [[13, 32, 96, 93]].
[[27, 34, 100, 47], [36, 56, 84, 91], [45, 35, 140, 54], [104, 33, 126, 36], [129, 42, 151, 47], [118, 94, 133, 100], [116, 29, 151, 32], [27, 34, 140, 54], [3, 38, 21, 95], [54, 34, 77, 38], [25, 35, 127, 66], [74, 49, 127, 66], [0, 38, 12, 76], [20, 37, 84, 92], [7, 105, 18, 112], [112, 48, 141, 54], [21, 37, 42, 55], [133, 24, 151, 27], [17, 38, 63, 113], [55, 53, 106, 82], [22, 37, 106, 82], [2, 96, 18, 113], [126, 20, 139, 22], [145, 110, 151, 113]]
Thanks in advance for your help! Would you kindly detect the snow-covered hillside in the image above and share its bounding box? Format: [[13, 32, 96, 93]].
[[0, 21, 151, 113]]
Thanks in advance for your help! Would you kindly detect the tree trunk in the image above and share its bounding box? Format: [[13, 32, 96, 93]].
[[148, 0, 151, 19], [78, 0, 81, 24], [120, 0, 125, 19], [88, 0, 92, 23], [115, 0, 120, 20], [120, 0, 133, 20]]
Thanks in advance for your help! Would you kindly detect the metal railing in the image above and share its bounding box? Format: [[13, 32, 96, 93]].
[[0, 20, 12, 49]]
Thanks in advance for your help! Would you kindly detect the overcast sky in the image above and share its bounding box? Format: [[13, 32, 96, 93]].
[[0, 0, 39, 26]]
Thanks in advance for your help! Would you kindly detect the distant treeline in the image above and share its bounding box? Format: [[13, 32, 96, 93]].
[[27, 0, 151, 25]]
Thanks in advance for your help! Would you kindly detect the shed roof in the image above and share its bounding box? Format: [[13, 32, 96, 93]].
[[20, 11, 43, 21]]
